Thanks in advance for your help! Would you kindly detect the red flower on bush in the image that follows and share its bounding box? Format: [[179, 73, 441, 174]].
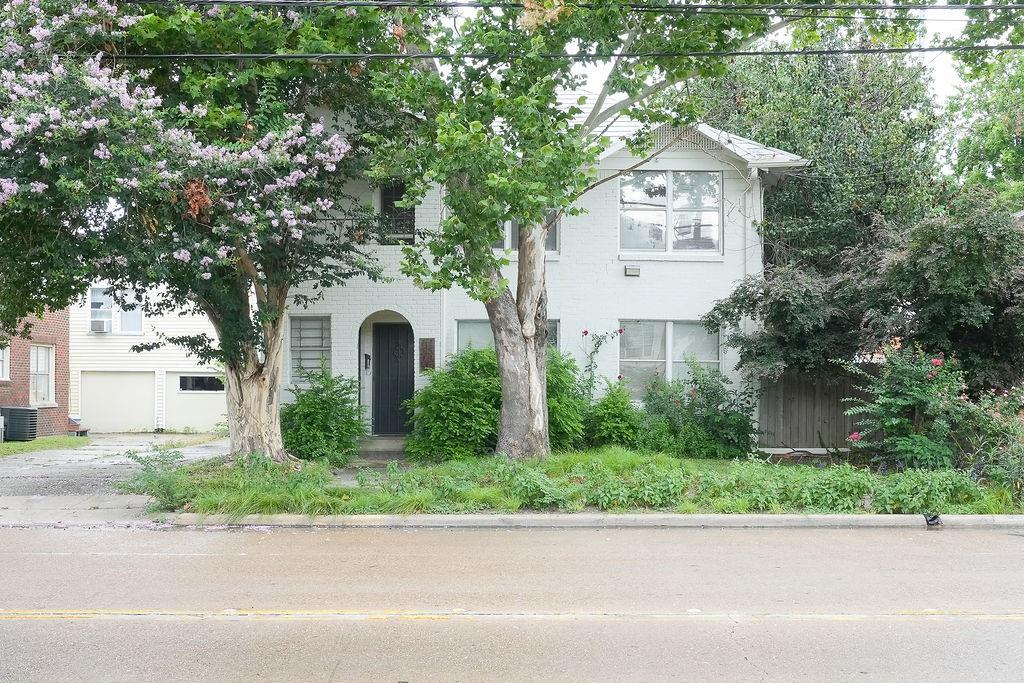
[[616, 374, 623, 381], [931, 358, 944, 367], [848, 432, 862, 442], [582, 329, 589, 336], [617, 327, 625, 334]]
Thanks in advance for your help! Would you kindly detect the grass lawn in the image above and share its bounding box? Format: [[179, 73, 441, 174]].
[[0, 435, 91, 458], [123, 446, 1021, 516]]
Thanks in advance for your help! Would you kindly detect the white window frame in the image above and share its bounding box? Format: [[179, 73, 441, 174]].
[[618, 170, 724, 256], [0, 346, 9, 380], [618, 320, 721, 399], [118, 291, 144, 335], [89, 286, 113, 334], [89, 286, 144, 335], [29, 344, 55, 407], [457, 319, 560, 351], [290, 316, 332, 383], [177, 374, 226, 393]]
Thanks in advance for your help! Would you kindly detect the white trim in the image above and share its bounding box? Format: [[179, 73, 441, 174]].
[[618, 170, 725, 256], [28, 343, 56, 407], [0, 345, 9, 381]]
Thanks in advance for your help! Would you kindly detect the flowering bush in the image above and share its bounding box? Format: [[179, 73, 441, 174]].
[[844, 345, 971, 469]]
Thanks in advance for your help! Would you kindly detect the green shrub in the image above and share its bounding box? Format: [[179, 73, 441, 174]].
[[280, 363, 367, 467], [957, 388, 1024, 502], [405, 347, 588, 461], [637, 414, 677, 453], [121, 450, 193, 511], [545, 350, 588, 451], [845, 345, 970, 470], [585, 381, 643, 447], [641, 362, 758, 458], [874, 468, 987, 513]]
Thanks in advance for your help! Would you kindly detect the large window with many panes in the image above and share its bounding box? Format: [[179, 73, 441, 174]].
[[618, 320, 720, 399], [619, 171, 723, 253]]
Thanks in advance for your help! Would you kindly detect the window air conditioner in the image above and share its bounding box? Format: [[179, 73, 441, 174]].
[[91, 319, 111, 333]]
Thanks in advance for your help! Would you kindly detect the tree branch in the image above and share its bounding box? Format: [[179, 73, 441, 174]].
[[584, 19, 794, 134]]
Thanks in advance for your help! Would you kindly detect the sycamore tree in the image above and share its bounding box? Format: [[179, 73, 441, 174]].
[[370, 1, 910, 458], [0, 0, 409, 460]]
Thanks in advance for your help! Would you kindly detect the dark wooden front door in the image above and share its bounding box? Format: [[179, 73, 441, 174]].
[[372, 322, 414, 434]]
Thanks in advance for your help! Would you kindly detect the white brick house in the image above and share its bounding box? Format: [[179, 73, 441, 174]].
[[286, 123, 807, 435]]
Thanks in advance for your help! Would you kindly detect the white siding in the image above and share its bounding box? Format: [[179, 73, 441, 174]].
[[69, 287, 220, 431]]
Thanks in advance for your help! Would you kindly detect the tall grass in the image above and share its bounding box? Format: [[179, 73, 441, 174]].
[[124, 446, 1021, 516]]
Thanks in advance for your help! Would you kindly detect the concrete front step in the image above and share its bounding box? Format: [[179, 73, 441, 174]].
[[359, 436, 407, 455]]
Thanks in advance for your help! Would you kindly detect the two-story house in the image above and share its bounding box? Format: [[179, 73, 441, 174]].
[[68, 286, 226, 433], [283, 123, 807, 436]]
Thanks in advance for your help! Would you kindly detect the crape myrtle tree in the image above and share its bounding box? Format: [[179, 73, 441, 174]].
[[369, 1, 912, 458], [0, 0, 412, 460]]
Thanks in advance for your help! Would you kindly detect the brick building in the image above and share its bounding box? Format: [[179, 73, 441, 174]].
[[285, 122, 807, 435], [0, 308, 71, 437]]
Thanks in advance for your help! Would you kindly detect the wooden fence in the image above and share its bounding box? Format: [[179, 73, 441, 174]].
[[758, 370, 866, 449]]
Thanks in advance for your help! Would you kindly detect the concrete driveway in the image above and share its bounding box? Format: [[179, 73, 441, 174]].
[[0, 433, 228, 497]]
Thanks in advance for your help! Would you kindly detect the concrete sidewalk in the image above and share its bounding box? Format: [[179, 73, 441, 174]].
[[0, 494, 152, 526]]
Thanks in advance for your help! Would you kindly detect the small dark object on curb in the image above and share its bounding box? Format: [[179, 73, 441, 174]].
[[924, 513, 943, 529]]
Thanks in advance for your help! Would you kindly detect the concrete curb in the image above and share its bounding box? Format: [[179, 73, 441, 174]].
[[163, 512, 1024, 530]]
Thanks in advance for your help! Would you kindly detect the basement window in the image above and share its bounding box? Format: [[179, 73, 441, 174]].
[[179, 375, 225, 392]]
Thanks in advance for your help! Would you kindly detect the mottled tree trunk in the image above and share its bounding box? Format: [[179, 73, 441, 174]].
[[485, 222, 550, 459], [223, 318, 290, 462]]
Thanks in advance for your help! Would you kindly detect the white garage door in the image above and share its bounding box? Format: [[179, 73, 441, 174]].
[[81, 371, 155, 433], [164, 373, 227, 432]]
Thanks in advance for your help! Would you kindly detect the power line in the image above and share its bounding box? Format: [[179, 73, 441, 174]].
[[121, 0, 1024, 11], [109, 43, 1024, 61]]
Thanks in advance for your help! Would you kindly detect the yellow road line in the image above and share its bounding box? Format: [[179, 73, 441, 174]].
[[2, 609, 1024, 622]]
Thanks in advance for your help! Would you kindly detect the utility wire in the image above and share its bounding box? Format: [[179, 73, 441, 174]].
[[109, 43, 1024, 61], [121, 0, 1024, 11]]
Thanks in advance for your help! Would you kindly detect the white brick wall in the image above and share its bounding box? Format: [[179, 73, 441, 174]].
[[287, 138, 766, 431]]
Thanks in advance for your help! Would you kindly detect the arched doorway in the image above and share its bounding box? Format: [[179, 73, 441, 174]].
[[359, 311, 414, 435]]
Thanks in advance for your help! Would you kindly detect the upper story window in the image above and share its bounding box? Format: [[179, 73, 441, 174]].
[[290, 316, 331, 383], [0, 346, 9, 380], [619, 171, 722, 253], [90, 287, 143, 334], [119, 291, 143, 334], [457, 319, 560, 351], [493, 211, 559, 253], [29, 344, 54, 406], [618, 320, 720, 399], [379, 182, 415, 245], [89, 287, 113, 333]]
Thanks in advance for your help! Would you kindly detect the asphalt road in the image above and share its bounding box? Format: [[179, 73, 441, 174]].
[[2, 526, 1023, 681]]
